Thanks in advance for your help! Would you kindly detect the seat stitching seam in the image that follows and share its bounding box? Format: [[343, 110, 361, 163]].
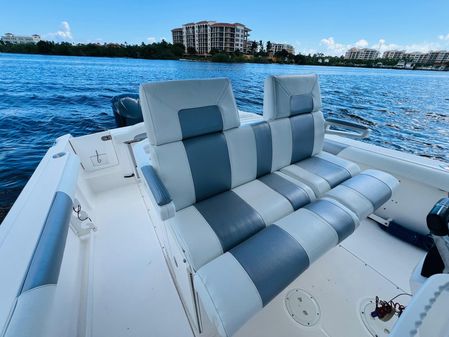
[[361, 173, 393, 195], [306, 201, 356, 232], [315, 156, 352, 178], [231, 254, 264, 306], [339, 184, 374, 209], [259, 175, 310, 210], [193, 205, 225, 256], [273, 224, 311, 267]]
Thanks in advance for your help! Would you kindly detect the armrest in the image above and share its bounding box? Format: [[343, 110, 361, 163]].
[[325, 118, 370, 139], [141, 165, 176, 221]]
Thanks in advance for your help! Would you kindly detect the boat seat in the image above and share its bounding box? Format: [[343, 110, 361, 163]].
[[264, 74, 360, 197], [140, 78, 316, 270], [138, 76, 399, 337], [194, 169, 398, 337]]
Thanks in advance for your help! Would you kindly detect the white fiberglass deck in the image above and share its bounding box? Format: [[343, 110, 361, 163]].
[[88, 181, 425, 337], [89, 184, 193, 337]]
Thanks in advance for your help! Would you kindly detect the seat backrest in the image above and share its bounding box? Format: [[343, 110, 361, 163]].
[[140, 78, 246, 210], [263, 74, 325, 171]]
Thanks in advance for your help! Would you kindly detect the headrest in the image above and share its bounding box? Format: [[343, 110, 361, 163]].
[[263, 74, 322, 121], [139, 78, 240, 145]]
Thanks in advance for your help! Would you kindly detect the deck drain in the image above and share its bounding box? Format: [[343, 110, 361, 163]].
[[285, 289, 320, 326], [360, 298, 398, 337]]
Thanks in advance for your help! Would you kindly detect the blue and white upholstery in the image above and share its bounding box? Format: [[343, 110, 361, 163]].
[[139, 76, 400, 337], [324, 169, 400, 219], [193, 170, 398, 337], [140, 78, 316, 270], [194, 199, 358, 337], [264, 74, 360, 196]]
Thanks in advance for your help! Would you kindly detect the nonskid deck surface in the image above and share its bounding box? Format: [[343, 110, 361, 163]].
[[88, 182, 425, 337], [89, 184, 193, 337]]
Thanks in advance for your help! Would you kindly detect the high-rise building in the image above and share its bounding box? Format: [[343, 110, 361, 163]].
[[404, 52, 429, 64], [345, 47, 379, 60], [270, 43, 295, 55], [426, 51, 449, 65], [1, 33, 41, 44], [400, 51, 449, 65], [382, 50, 405, 59], [171, 28, 183, 45], [171, 21, 251, 54]]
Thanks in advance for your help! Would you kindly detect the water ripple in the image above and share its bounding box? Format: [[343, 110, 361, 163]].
[[0, 53, 448, 221]]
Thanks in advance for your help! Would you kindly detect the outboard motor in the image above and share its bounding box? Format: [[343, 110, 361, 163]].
[[421, 198, 449, 277], [111, 94, 143, 127]]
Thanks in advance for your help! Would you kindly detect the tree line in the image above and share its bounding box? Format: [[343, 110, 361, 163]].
[[1, 40, 447, 69], [0, 40, 185, 59]]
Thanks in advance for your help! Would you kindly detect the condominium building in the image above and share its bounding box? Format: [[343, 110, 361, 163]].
[[171, 21, 251, 54], [404, 52, 428, 64], [344, 47, 380, 60], [270, 43, 295, 55], [382, 50, 405, 59], [1, 33, 41, 44], [172, 28, 183, 45], [426, 50, 449, 65]]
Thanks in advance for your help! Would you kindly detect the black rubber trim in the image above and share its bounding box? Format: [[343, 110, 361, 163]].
[[141, 165, 172, 206]]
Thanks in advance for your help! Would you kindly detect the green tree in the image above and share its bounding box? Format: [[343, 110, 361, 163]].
[[250, 41, 258, 55], [266, 41, 272, 54], [187, 46, 197, 55], [211, 53, 231, 63], [258, 40, 264, 53]]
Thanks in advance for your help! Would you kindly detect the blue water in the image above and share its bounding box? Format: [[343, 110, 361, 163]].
[[1, 53, 449, 220]]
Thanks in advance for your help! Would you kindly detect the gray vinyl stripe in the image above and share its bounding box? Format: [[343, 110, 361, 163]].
[[342, 174, 392, 209], [251, 121, 272, 178], [323, 139, 348, 155], [296, 156, 351, 188], [290, 94, 314, 116], [178, 105, 223, 139], [141, 165, 172, 206], [290, 114, 315, 163], [183, 133, 232, 202], [231, 224, 310, 306], [258, 173, 310, 210], [194, 191, 265, 252], [305, 199, 356, 242], [21, 191, 73, 293]]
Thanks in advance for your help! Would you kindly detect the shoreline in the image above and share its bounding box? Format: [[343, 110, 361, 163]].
[[1, 51, 448, 72]]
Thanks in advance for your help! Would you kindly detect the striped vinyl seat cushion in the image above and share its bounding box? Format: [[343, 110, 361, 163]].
[[193, 169, 399, 337], [194, 198, 358, 337], [171, 171, 315, 271]]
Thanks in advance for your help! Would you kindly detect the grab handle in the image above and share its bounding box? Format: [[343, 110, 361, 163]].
[[325, 118, 370, 139]]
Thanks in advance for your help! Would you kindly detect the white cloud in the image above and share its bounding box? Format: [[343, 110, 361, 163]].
[[319, 37, 348, 55], [370, 39, 400, 53], [317, 35, 445, 56], [147, 36, 156, 44], [355, 39, 369, 48], [403, 42, 441, 53], [46, 21, 73, 41]]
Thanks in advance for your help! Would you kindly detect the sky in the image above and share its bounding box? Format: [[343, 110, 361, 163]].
[[1, 0, 449, 56]]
